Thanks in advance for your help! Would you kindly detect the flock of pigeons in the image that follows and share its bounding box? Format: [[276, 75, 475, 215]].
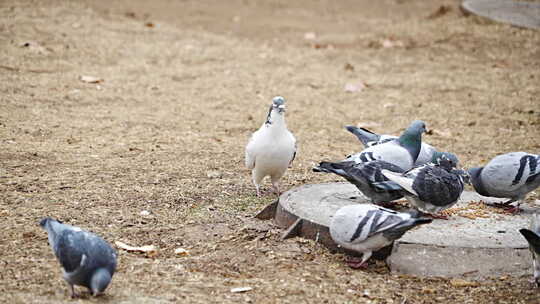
[[245, 97, 540, 283], [40, 96, 540, 298]]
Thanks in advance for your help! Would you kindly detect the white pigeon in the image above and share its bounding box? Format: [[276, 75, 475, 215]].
[[344, 120, 427, 171], [245, 96, 297, 196], [40, 217, 117, 298], [345, 125, 438, 166], [330, 204, 432, 268], [468, 152, 540, 213], [519, 213, 540, 287]]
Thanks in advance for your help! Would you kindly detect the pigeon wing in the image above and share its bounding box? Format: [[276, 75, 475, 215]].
[[411, 166, 464, 206], [349, 208, 409, 243], [244, 130, 260, 169], [55, 230, 86, 273], [288, 135, 297, 167]]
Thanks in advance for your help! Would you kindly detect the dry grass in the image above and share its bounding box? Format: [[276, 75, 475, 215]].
[[0, 0, 539, 303]]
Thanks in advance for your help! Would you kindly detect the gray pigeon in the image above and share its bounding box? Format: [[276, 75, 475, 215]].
[[330, 204, 432, 268], [379, 152, 465, 216], [345, 125, 438, 166], [468, 152, 540, 213], [39, 217, 117, 297], [245, 96, 297, 196], [313, 160, 406, 205], [344, 120, 427, 171], [314, 152, 459, 207], [519, 213, 540, 287]]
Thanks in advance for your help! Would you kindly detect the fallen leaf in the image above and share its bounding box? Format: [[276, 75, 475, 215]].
[[304, 32, 316, 40], [344, 63, 354, 71], [450, 278, 479, 287], [427, 5, 452, 19], [230, 287, 252, 293], [207, 170, 223, 179], [382, 39, 404, 48], [115, 241, 158, 257], [145, 22, 155, 28], [79, 75, 103, 84], [344, 82, 366, 93], [174, 248, 189, 256], [22, 231, 36, 239]]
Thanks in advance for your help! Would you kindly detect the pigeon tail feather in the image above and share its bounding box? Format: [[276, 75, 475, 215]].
[[345, 126, 380, 147]]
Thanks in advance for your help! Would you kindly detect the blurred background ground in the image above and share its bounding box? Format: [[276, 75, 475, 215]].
[[0, 0, 539, 303]]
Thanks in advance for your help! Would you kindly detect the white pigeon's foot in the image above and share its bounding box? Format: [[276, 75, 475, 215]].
[[271, 182, 281, 196]]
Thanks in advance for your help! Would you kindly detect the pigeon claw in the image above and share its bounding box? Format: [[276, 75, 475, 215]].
[[491, 202, 521, 214], [345, 256, 368, 269], [427, 213, 449, 220]]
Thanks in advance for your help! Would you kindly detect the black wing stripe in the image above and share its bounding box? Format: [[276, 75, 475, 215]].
[[513, 155, 536, 185], [350, 210, 375, 242]]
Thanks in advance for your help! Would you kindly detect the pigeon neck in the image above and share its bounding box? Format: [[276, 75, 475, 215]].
[[468, 167, 490, 196], [267, 111, 286, 129], [398, 130, 421, 161]]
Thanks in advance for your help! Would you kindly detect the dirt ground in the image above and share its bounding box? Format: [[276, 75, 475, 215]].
[[1, 0, 539, 303]]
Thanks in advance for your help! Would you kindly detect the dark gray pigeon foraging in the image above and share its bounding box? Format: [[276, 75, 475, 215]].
[[345, 125, 438, 166], [379, 152, 465, 217], [330, 204, 432, 268], [39, 217, 117, 298], [314, 151, 459, 208], [344, 120, 427, 171], [468, 152, 540, 213], [519, 213, 540, 287], [313, 160, 406, 205]]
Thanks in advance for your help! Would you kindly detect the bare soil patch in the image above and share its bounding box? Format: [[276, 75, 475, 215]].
[[1, 0, 539, 303]]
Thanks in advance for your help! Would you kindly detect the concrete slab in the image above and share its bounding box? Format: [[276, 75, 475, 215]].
[[270, 182, 540, 279], [461, 0, 540, 29]]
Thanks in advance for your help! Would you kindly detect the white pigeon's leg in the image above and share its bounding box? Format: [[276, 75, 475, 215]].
[[270, 173, 284, 196], [252, 170, 264, 197]]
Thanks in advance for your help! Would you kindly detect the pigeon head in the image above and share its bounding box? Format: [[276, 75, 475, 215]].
[[90, 268, 113, 296], [265, 96, 286, 124], [39, 217, 62, 228], [467, 167, 490, 195], [398, 120, 427, 161], [432, 151, 459, 169], [39, 217, 52, 227]]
